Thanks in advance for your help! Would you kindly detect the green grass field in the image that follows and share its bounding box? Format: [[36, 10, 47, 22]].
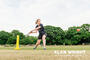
[[0, 45, 90, 50], [0, 45, 90, 60]]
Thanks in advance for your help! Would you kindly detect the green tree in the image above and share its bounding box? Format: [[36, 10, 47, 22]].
[[81, 24, 90, 32], [65, 26, 83, 45], [20, 36, 37, 45], [65, 25, 90, 45], [80, 24, 90, 44], [11, 30, 25, 39], [44, 25, 65, 45], [0, 31, 10, 44], [6, 36, 16, 44], [7, 30, 25, 44]]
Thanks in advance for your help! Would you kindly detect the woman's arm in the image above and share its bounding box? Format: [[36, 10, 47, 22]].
[[31, 26, 41, 32], [31, 30, 38, 33], [29, 29, 38, 34], [28, 26, 41, 34]]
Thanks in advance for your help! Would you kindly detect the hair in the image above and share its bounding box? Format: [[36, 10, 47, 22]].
[[35, 19, 40, 24]]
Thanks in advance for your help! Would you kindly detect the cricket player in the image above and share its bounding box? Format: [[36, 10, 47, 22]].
[[28, 19, 47, 50]]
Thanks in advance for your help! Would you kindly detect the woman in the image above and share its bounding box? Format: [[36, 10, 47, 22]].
[[28, 19, 47, 50]]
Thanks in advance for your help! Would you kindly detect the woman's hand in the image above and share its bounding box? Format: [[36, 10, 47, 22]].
[[26, 31, 32, 36], [29, 30, 37, 34], [29, 31, 33, 34]]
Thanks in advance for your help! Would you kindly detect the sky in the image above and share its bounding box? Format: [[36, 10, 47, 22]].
[[0, 0, 90, 35]]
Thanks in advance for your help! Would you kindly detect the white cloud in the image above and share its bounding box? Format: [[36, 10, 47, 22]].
[[0, 0, 90, 34]]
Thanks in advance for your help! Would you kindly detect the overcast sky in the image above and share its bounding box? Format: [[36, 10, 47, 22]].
[[0, 0, 90, 34]]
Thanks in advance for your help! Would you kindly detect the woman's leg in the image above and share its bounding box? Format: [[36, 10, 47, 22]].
[[34, 40, 41, 49], [36, 40, 41, 47], [42, 35, 46, 49]]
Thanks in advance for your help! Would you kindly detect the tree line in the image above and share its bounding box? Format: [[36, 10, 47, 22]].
[[0, 24, 90, 45]]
